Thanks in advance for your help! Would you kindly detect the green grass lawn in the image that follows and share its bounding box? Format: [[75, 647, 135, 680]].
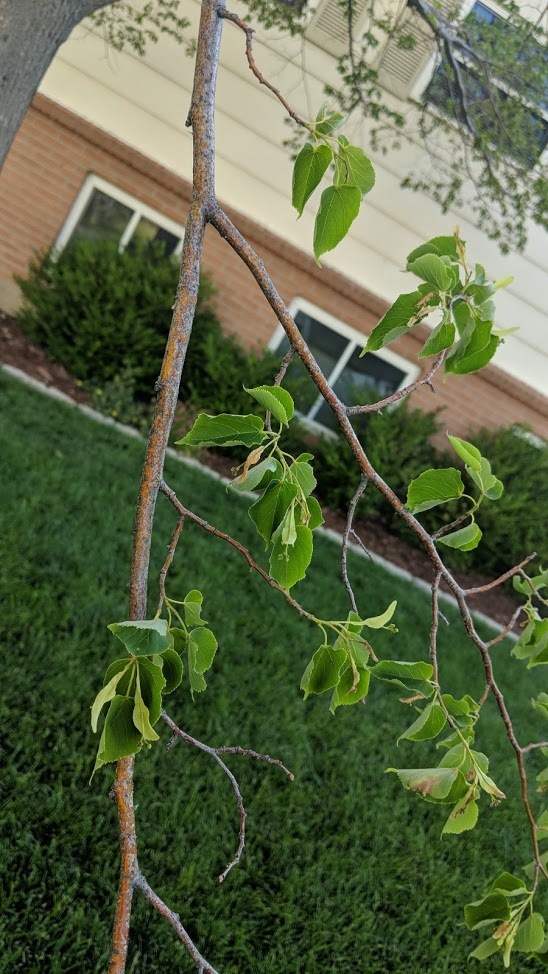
[[1, 370, 545, 973]]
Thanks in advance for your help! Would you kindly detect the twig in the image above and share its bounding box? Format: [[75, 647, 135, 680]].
[[341, 476, 369, 613], [522, 742, 548, 755], [346, 352, 445, 415], [429, 572, 442, 684], [162, 711, 293, 882], [220, 9, 308, 128], [432, 510, 472, 540], [485, 605, 523, 648], [463, 554, 536, 595], [159, 480, 318, 624], [133, 871, 220, 973], [156, 515, 185, 616]]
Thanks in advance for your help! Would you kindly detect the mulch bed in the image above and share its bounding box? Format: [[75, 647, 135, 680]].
[[1, 310, 521, 628]]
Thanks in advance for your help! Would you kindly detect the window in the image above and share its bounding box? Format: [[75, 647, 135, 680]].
[[55, 175, 185, 255], [425, 2, 548, 165], [270, 300, 418, 432]]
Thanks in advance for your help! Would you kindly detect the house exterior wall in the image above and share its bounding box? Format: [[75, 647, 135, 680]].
[[26, 3, 548, 400], [1, 95, 546, 441]]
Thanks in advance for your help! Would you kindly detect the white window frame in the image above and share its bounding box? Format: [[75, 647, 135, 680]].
[[269, 297, 419, 432], [413, 0, 548, 164], [55, 174, 185, 253]]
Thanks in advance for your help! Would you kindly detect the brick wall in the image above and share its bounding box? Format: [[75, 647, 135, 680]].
[[1, 95, 547, 440]]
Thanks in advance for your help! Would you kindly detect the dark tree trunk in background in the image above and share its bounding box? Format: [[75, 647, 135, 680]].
[[0, 0, 114, 171]]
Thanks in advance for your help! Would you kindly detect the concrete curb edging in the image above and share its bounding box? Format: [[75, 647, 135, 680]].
[[2, 362, 513, 636]]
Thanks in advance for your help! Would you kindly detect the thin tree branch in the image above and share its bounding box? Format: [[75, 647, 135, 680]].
[[162, 712, 293, 882], [341, 476, 369, 613], [485, 606, 524, 648], [156, 515, 185, 616], [162, 712, 247, 882], [463, 554, 536, 595], [220, 9, 309, 128], [429, 572, 442, 685], [133, 871, 220, 974], [159, 480, 318, 624], [346, 351, 445, 415]]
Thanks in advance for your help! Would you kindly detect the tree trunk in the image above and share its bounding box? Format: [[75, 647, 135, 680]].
[[0, 0, 114, 171]]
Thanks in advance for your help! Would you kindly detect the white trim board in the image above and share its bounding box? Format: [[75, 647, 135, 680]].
[[2, 362, 515, 638]]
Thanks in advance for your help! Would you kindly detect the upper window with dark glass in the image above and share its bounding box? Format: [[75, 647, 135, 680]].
[[56, 176, 184, 256], [425, 1, 548, 166], [270, 301, 417, 432]]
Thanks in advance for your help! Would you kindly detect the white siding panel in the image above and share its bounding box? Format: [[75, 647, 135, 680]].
[[38, 8, 548, 397]]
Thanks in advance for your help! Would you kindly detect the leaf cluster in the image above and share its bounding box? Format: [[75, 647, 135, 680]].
[[90, 592, 217, 773], [292, 107, 375, 263], [407, 435, 504, 551], [364, 234, 512, 377]]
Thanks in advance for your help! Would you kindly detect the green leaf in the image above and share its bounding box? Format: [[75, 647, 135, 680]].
[[313, 185, 361, 265], [370, 659, 434, 696], [304, 496, 324, 530], [249, 480, 299, 546], [445, 318, 499, 376], [407, 235, 460, 264], [91, 660, 133, 732], [468, 937, 501, 960], [281, 504, 298, 546], [441, 694, 477, 717], [103, 657, 135, 696], [176, 413, 266, 449], [407, 253, 452, 291], [183, 590, 206, 628], [314, 108, 345, 135], [245, 385, 295, 425], [465, 893, 511, 931], [362, 289, 424, 353], [484, 477, 504, 501], [337, 144, 375, 196], [269, 525, 313, 589], [290, 459, 317, 497], [160, 648, 184, 695], [229, 457, 279, 494], [438, 743, 467, 769], [387, 767, 460, 801], [532, 693, 548, 719], [447, 435, 482, 472], [187, 627, 218, 698], [300, 643, 347, 698], [135, 657, 165, 724], [363, 599, 397, 630], [398, 702, 446, 744], [170, 627, 187, 655], [329, 665, 371, 713], [442, 798, 479, 835], [292, 143, 333, 217], [438, 523, 483, 552], [512, 619, 548, 667], [108, 618, 172, 657], [99, 696, 143, 763], [133, 669, 159, 742], [489, 873, 527, 896], [419, 316, 455, 358], [407, 468, 464, 514], [514, 914, 545, 952]]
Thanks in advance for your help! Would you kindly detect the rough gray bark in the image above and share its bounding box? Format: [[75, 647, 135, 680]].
[[0, 0, 115, 171]]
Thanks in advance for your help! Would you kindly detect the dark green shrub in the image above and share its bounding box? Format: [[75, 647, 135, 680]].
[[15, 240, 285, 413], [15, 240, 219, 399]]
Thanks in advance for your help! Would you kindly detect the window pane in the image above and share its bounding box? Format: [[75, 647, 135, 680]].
[[315, 347, 405, 430], [70, 190, 133, 245], [272, 310, 349, 415], [127, 216, 180, 256]]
